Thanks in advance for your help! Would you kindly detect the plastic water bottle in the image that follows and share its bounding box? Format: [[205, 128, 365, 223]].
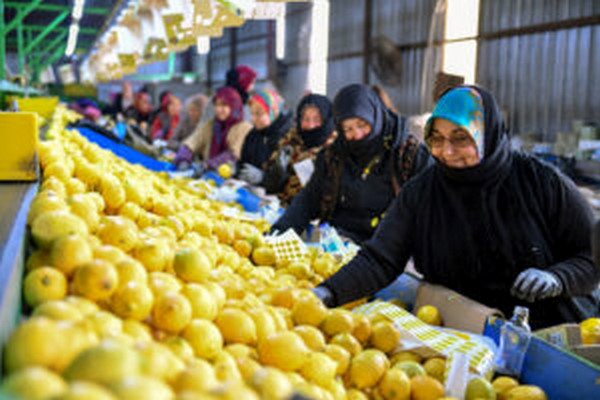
[[319, 223, 344, 254], [494, 306, 531, 378]]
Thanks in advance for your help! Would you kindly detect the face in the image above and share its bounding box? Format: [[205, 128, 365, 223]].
[[341, 117, 372, 141], [250, 101, 271, 130], [214, 98, 232, 122], [136, 94, 152, 115], [168, 97, 181, 117], [300, 106, 323, 131], [427, 118, 481, 168], [187, 103, 201, 125]]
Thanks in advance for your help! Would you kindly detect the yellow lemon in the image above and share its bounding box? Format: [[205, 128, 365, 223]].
[[252, 367, 294, 400], [123, 179, 148, 206], [410, 375, 446, 400], [580, 317, 600, 344], [44, 162, 71, 182], [390, 351, 422, 365], [393, 361, 426, 379], [3, 317, 63, 373], [321, 308, 356, 337], [173, 359, 219, 393], [135, 341, 184, 383], [324, 343, 351, 376], [93, 245, 128, 265], [291, 296, 329, 327], [251, 246, 276, 266], [416, 305, 443, 326], [151, 292, 192, 333], [97, 216, 139, 252], [67, 194, 100, 232], [181, 319, 224, 360], [55, 381, 116, 400], [33, 300, 83, 322], [88, 310, 124, 338], [40, 176, 67, 198], [100, 174, 126, 211], [371, 321, 402, 353], [119, 201, 143, 222], [1, 366, 67, 400], [379, 368, 411, 400], [182, 283, 218, 321], [65, 177, 87, 196], [352, 313, 373, 344], [465, 376, 496, 400], [32, 210, 88, 249], [109, 376, 174, 400], [330, 332, 363, 356], [505, 385, 547, 400], [233, 239, 253, 258], [300, 352, 338, 387], [247, 308, 278, 342], [204, 281, 227, 309], [64, 295, 99, 316], [27, 191, 68, 225], [349, 349, 390, 389], [215, 307, 258, 345], [174, 247, 212, 283], [50, 234, 93, 277], [347, 389, 370, 400], [218, 163, 233, 179], [133, 238, 172, 272], [493, 376, 519, 400], [114, 259, 148, 289], [25, 249, 52, 272], [111, 281, 154, 321], [23, 267, 67, 307], [122, 319, 153, 342], [72, 259, 119, 301], [148, 271, 182, 296], [423, 357, 446, 383], [258, 331, 309, 372], [294, 325, 327, 351], [212, 351, 243, 383], [163, 336, 195, 362]]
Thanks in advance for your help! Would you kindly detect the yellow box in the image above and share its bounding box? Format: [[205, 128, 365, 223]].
[[0, 112, 39, 181], [7, 96, 60, 119]]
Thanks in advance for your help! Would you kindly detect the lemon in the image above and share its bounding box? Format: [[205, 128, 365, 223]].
[[214, 220, 235, 244], [53, 320, 100, 372], [40, 176, 67, 198], [27, 191, 68, 225], [1, 366, 67, 400], [465, 376, 496, 400], [505, 385, 547, 400], [109, 376, 174, 400], [97, 216, 139, 252], [252, 246, 276, 266], [291, 296, 329, 327], [25, 249, 52, 272], [163, 336, 196, 362], [23, 267, 67, 307], [379, 368, 411, 400], [258, 331, 309, 372], [33, 300, 83, 321], [111, 281, 154, 321], [72, 259, 120, 301], [393, 360, 426, 379], [218, 163, 233, 178], [300, 352, 338, 387], [212, 350, 244, 383], [390, 351, 422, 365], [32, 210, 88, 249], [64, 295, 99, 316], [252, 367, 294, 400], [67, 194, 100, 232], [423, 357, 446, 383], [65, 178, 87, 196], [93, 245, 128, 265], [50, 234, 93, 276], [119, 201, 143, 222], [135, 341, 184, 383], [174, 247, 212, 283], [133, 238, 172, 272], [114, 259, 148, 288], [349, 349, 390, 389], [151, 292, 192, 333], [330, 332, 363, 356], [204, 281, 227, 309], [173, 359, 219, 393], [321, 308, 355, 337], [493, 376, 519, 400], [55, 381, 116, 400], [64, 339, 140, 385], [44, 161, 71, 182], [182, 283, 219, 321], [122, 319, 153, 342], [580, 317, 600, 344], [352, 313, 373, 344], [89, 310, 124, 338], [216, 307, 258, 345], [123, 179, 148, 206], [247, 308, 278, 342], [410, 375, 446, 400], [294, 325, 327, 351], [182, 319, 224, 360], [148, 271, 182, 297], [416, 305, 443, 326], [371, 320, 402, 353], [100, 174, 126, 211]]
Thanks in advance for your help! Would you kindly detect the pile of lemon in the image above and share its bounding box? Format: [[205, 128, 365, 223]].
[[1, 108, 548, 400]]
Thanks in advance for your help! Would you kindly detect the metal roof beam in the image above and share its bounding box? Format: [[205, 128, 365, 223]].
[[5, 2, 111, 16], [1, 0, 43, 35], [24, 25, 97, 35], [23, 10, 69, 55]]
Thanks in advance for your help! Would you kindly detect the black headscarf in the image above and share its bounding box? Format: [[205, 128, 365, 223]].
[[297, 94, 334, 149], [333, 84, 400, 166]]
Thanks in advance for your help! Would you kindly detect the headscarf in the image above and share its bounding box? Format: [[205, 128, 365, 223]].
[[249, 89, 284, 125], [424, 86, 485, 157], [226, 65, 257, 103], [210, 87, 244, 158], [172, 94, 209, 142], [296, 94, 334, 149], [333, 84, 397, 166]]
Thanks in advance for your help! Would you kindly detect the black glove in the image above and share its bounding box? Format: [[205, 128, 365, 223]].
[[312, 286, 335, 308], [239, 163, 264, 184], [511, 268, 563, 303]]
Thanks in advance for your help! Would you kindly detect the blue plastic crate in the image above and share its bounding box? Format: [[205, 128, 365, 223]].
[[76, 127, 175, 172]]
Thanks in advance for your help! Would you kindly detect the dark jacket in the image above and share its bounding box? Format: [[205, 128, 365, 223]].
[[321, 86, 600, 328], [272, 84, 432, 244], [239, 112, 293, 169]]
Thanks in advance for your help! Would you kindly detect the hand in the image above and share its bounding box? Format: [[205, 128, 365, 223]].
[[239, 163, 264, 184], [312, 286, 334, 308], [511, 268, 563, 302], [277, 146, 293, 169]]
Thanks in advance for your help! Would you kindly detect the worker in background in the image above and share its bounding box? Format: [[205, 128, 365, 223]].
[[262, 93, 337, 206], [237, 88, 293, 184], [226, 65, 258, 105], [105, 80, 134, 116], [313, 85, 600, 329], [270, 84, 432, 244], [165, 94, 209, 151], [175, 87, 252, 169], [150, 94, 181, 142], [124, 91, 153, 132]]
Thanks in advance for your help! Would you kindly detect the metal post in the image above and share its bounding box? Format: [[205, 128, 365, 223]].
[[2, 0, 42, 35], [230, 29, 237, 69], [24, 10, 69, 55], [363, 0, 372, 84], [17, 22, 24, 75], [0, 0, 6, 81]]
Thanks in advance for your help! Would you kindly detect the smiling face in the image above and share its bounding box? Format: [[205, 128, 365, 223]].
[[214, 98, 232, 122], [300, 106, 323, 131], [341, 117, 372, 141], [427, 118, 481, 168], [250, 101, 271, 130]]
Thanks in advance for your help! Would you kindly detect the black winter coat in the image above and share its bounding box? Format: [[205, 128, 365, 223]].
[[239, 112, 293, 169]]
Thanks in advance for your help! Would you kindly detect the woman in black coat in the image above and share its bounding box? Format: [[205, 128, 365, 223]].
[[315, 85, 599, 329], [271, 84, 432, 244]]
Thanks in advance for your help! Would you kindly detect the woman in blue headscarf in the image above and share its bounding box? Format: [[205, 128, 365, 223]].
[[313, 85, 599, 329]]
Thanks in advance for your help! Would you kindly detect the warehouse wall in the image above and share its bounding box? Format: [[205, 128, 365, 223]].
[[477, 0, 600, 140]]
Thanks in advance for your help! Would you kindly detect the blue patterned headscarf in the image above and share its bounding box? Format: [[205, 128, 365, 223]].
[[426, 87, 485, 157]]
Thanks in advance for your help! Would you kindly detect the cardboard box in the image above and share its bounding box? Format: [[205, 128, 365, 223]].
[[414, 282, 504, 334], [535, 323, 600, 365], [0, 112, 39, 181]]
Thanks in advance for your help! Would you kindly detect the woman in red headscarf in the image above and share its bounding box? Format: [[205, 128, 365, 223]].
[[150, 94, 182, 141], [175, 87, 252, 167]]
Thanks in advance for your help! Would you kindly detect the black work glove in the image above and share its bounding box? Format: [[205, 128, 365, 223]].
[[511, 268, 563, 303], [312, 286, 335, 308]]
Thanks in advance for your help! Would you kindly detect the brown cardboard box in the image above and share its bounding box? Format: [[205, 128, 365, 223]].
[[413, 282, 504, 334], [535, 323, 600, 365]]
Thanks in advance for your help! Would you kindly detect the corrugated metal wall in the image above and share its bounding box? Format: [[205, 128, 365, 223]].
[[477, 0, 600, 139]]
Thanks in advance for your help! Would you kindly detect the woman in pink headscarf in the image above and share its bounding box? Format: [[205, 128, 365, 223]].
[[175, 87, 252, 168]]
